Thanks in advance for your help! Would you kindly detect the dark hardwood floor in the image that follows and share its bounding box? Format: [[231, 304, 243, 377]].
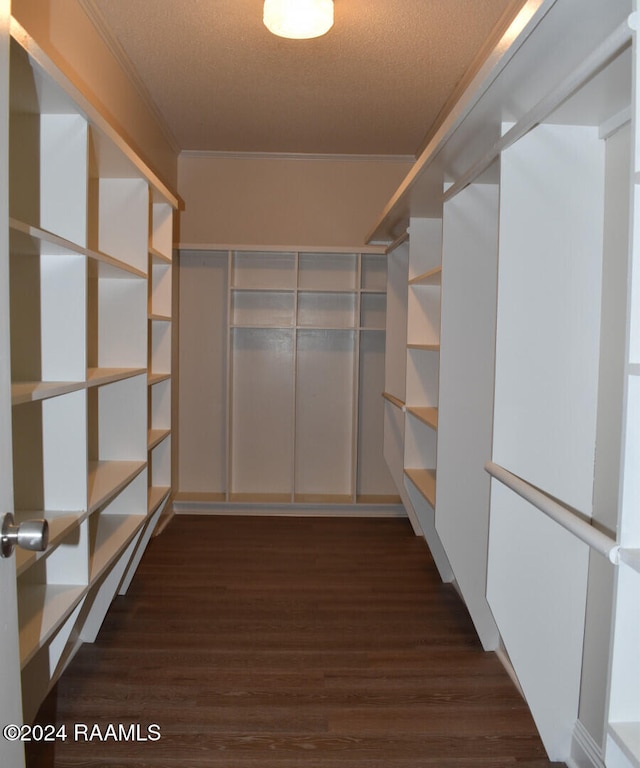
[[27, 515, 564, 767]]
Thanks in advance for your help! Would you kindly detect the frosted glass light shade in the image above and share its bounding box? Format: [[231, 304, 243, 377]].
[[263, 0, 334, 39]]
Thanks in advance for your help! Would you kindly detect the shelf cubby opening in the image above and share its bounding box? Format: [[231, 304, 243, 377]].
[[87, 166, 149, 274], [361, 253, 387, 292], [12, 392, 87, 516], [231, 289, 295, 327], [17, 520, 88, 668], [298, 252, 357, 291], [150, 261, 172, 318], [87, 260, 147, 371], [360, 292, 386, 329], [297, 291, 356, 328], [88, 471, 147, 583], [231, 251, 296, 290]]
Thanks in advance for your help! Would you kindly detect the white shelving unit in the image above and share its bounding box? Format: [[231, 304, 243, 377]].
[[371, 0, 639, 764], [6, 21, 177, 723], [176, 248, 400, 511]]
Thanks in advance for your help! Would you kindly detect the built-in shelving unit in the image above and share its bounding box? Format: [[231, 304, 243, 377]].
[[374, 1, 639, 765], [175, 247, 400, 512], [6, 21, 177, 723]]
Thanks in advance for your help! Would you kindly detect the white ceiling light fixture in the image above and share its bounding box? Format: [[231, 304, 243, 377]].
[[263, 0, 334, 40]]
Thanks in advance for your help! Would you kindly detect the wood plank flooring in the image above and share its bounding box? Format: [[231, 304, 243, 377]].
[[27, 515, 564, 767]]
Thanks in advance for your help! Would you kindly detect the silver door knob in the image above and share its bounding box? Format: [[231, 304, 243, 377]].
[[1, 513, 49, 558]]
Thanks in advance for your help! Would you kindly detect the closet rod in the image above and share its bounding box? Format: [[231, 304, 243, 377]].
[[444, 17, 633, 202], [485, 461, 620, 564]]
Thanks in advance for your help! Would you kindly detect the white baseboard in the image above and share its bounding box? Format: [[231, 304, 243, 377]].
[[567, 719, 606, 768]]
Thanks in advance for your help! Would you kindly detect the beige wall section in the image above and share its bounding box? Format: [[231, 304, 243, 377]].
[[178, 153, 413, 247], [11, 0, 178, 189]]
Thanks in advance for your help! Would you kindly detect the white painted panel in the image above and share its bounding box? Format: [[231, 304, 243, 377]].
[[150, 319, 171, 374], [98, 375, 147, 461], [40, 252, 86, 381], [403, 475, 453, 582], [383, 400, 405, 491], [98, 178, 148, 272], [178, 251, 227, 494], [151, 262, 171, 317], [298, 252, 357, 290], [232, 251, 296, 289], [487, 481, 590, 760], [357, 331, 396, 496], [40, 114, 87, 246], [404, 414, 437, 470], [151, 201, 173, 258], [436, 182, 499, 650], [494, 123, 605, 514], [231, 328, 293, 495], [295, 329, 354, 496], [405, 348, 439, 407], [408, 218, 441, 278], [406, 285, 440, 346], [151, 435, 171, 488], [151, 378, 171, 432], [42, 389, 87, 511], [384, 240, 408, 400], [98, 277, 147, 367]]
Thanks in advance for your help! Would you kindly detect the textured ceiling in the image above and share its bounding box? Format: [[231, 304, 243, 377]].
[[81, 0, 522, 156]]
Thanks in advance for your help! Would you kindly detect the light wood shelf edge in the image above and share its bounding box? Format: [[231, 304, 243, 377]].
[[409, 266, 442, 285], [15, 510, 88, 577], [407, 343, 440, 351], [10, 218, 147, 278], [406, 406, 438, 430], [382, 391, 406, 409], [148, 428, 171, 451], [148, 486, 171, 515], [87, 460, 146, 513], [404, 467, 437, 508]]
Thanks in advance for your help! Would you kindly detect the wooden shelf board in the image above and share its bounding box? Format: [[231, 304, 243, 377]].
[[230, 323, 294, 330], [19, 583, 86, 669], [148, 428, 171, 451], [294, 493, 354, 504], [382, 391, 406, 409], [406, 406, 438, 430], [407, 343, 440, 352], [12, 380, 84, 406], [16, 510, 87, 577], [608, 722, 640, 767], [360, 326, 386, 332], [404, 468, 437, 508], [9, 218, 146, 278], [297, 324, 356, 330], [86, 367, 146, 388], [229, 492, 292, 504], [88, 460, 146, 513], [148, 372, 171, 386], [409, 266, 442, 286], [231, 286, 295, 293], [297, 288, 357, 294], [148, 486, 171, 515], [149, 245, 171, 264], [356, 494, 403, 505], [89, 513, 145, 583], [173, 491, 227, 503], [149, 313, 171, 322]]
